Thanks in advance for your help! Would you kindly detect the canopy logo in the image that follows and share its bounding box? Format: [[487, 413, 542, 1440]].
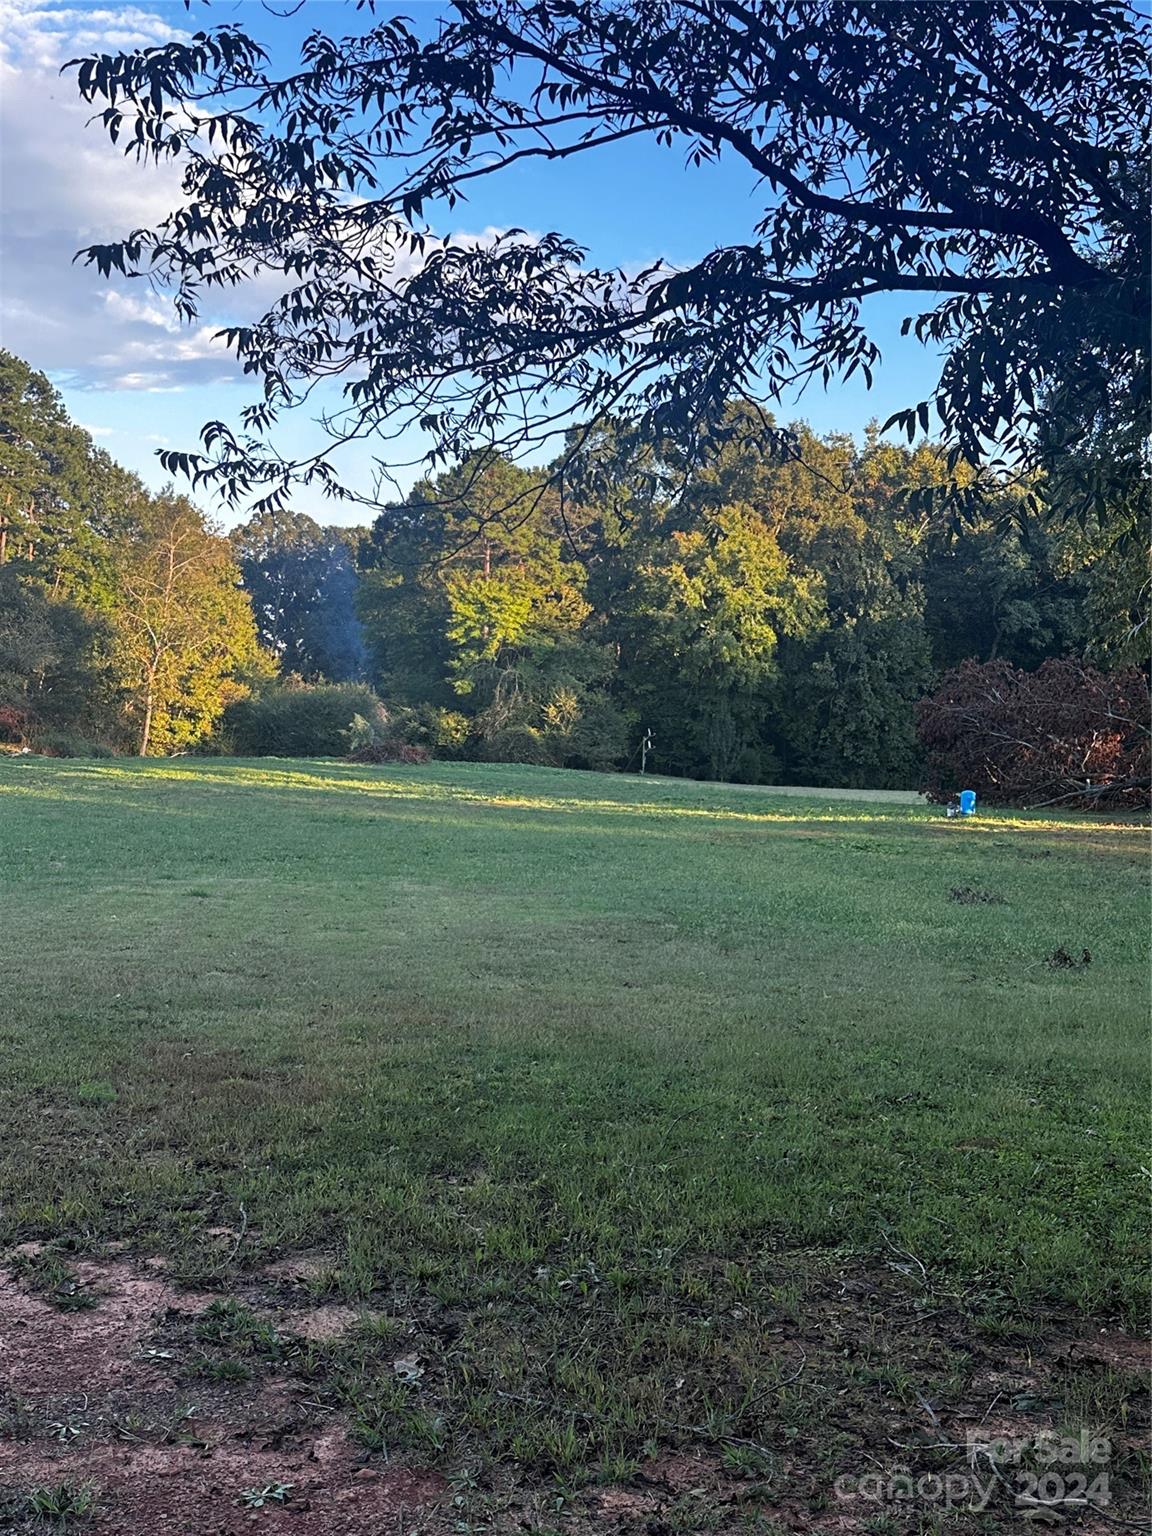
[[833, 1431, 1111, 1513]]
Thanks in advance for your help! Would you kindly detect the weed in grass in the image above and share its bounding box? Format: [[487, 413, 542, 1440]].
[[344, 1374, 412, 1452], [766, 1281, 804, 1320], [597, 1452, 642, 1483], [73, 1081, 117, 1106], [657, 1494, 730, 1533], [1045, 945, 1093, 969], [722, 1443, 776, 1479], [10, 1250, 96, 1312], [185, 1298, 289, 1373], [22, 1483, 98, 1521], [158, 1402, 201, 1445], [1057, 1367, 1146, 1444], [356, 1312, 402, 1345], [109, 1410, 154, 1442], [192, 1299, 254, 1343], [238, 1483, 293, 1509], [299, 1268, 343, 1301], [187, 1354, 252, 1383], [47, 1412, 88, 1444]]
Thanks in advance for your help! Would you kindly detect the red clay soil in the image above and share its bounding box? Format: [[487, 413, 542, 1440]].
[[0, 1258, 445, 1534], [0, 1436, 444, 1535], [0, 1259, 215, 1400]]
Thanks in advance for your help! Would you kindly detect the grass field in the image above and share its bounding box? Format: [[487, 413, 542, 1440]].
[[1, 757, 1148, 1532]]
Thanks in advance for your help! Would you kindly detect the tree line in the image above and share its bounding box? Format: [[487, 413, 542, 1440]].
[[2, 350, 1144, 799], [350, 410, 1144, 789]]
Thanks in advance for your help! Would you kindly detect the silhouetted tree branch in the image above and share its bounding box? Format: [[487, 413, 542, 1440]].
[[66, 1, 1150, 519]]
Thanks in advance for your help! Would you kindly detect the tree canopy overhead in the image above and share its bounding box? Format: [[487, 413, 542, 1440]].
[[69, 1, 1149, 515]]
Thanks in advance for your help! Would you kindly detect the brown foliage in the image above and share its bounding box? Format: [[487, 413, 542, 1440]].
[[346, 740, 430, 765], [0, 704, 29, 744], [917, 658, 1150, 809]]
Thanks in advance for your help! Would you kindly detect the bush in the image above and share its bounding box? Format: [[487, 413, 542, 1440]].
[[420, 707, 472, 757], [28, 730, 115, 759], [467, 685, 629, 772], [346, 740, 431, 765], [480, 725, 560, 766], [917, 658, 1150, 809], [557, 695, 631, 772], [340, 701, 433, 764], [345, 713, 378, 753], [221, 683, 386, 757], [0, 704, 30, 745], [729, 743, 782, 785]]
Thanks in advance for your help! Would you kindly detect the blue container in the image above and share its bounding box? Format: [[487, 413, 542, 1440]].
[[959, 789, 977, 816]]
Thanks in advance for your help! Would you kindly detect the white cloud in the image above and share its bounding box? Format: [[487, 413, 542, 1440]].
[[104, 372, 186, 392], [102, 291, 182, 333], [0, 3, 546, 398], [0, 0, 243, 390], [0, 5, 188, 61]]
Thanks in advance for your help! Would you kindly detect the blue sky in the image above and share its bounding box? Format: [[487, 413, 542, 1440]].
[[0, 0, 937, 526]]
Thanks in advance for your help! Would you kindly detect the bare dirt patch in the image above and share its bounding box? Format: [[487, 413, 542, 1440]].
[[280, 1305, 364, 1342], [1059, 1330, 1151, 1376], [0, 1256, 443, 1534], [0, 1260, 213, 1399], [260, 1252, 337, 1286], [0, 1434, 444, 1535]]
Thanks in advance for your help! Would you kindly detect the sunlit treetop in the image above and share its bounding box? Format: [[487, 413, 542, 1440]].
[[68, 0, 1150, 521]]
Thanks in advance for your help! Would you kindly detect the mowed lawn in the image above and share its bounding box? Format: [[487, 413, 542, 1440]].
[[0, 756, 1147, 1514]]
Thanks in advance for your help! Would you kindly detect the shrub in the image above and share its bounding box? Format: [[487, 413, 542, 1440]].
[[917, 658, 1150, 809], [480, 725, 559, 766], [340, 700, 433, 764], [345, 713, 377, 753], [346, 740, 431, 765], [466, 687, 629, 772], [28, 730, 115, 759], [0, 704, 30, 744], [420, 707, 472, 757], [221, 683, 386, 757], [557, 695, 631, 772]]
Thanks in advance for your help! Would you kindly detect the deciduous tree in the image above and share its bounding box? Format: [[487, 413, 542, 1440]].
[[230, 509, 367, 681], [0, 568, 110, 748], [108, 495, 270, 754]]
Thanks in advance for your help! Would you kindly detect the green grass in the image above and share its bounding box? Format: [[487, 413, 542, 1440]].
[[18, 1483, 98, 1522], [0, 756, 1147, 1505]]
